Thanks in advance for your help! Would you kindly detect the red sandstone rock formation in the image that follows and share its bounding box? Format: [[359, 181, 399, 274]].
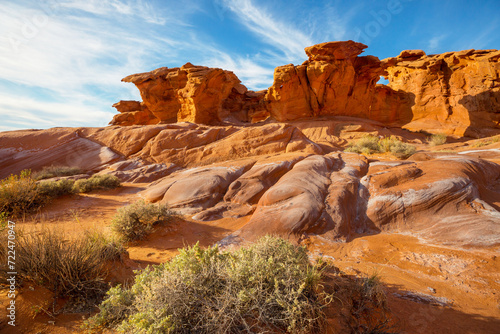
[[110, 41, 499, 138], [265, 41, 409, 125], [382, 49, 500, 137], [111, 63, 267, 126]]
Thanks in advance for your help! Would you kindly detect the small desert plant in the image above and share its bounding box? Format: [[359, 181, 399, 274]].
[[387, 141, 416, 159], [73, 174, 121, 193], [111, 200, 172, 241], [32, 165, 83, 181], [0, 229, 124, 310], [37, 178, 75, 198], [346, 135, 416, 159], [428, 133, 447, 146], [345, 135, 381, 155], [1, 171, 121, 221], [85, 236, 328, 333], [0, 170, 41, 217], [472, 135, 500, 147]]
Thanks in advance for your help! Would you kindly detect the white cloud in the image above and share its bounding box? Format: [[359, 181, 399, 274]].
[[58, 0, 169, 25], [221, 0, 312, 61], [0, 92, 115, 131], [0, 0, 357, 131], [427, 34, 447, 53], [0, 0, 202, 131], [205, 52, 274, 90]]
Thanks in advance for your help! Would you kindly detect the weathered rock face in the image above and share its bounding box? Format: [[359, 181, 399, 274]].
[[383, 49, 500, 137], [113, 63, 267, 125], [265, 41, 407, 124], [0, 122, 322, 179]]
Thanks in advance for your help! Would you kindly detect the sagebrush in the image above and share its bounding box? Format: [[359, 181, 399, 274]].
[[85, 236, 328, 333], [0, 170, 43, 217], [428, 133, 447, 146], [111, 200, 173, 241]]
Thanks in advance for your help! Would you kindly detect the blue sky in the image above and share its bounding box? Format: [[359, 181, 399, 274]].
[[1, 0, 499, 131]]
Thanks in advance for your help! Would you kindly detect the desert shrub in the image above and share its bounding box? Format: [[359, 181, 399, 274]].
[[378, 136, 400, 153], [345, 135, 416, 159], [340, 273, 398, 333], [32, 165, 83, 181], [345, 135, 381, 155], [428, 133, 447, 146], [73, 174, 121, 193], [37, 178, 75, 198], [85, 236, 328, 333], [111, 200, 172, 241], [0, 229, 123, 310], [0, 170, 42, 217], [387, 141, 416, 159]]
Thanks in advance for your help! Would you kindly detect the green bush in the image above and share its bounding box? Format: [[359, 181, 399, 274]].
[[0, 229, 124, 309], [428, 133, 447, 146], [73, 174, 121, 193], [111, 200, 172, 242], [37, 178, 75, 198], [32, 165, 83, 181], [85, 236, 327, 333], [345, 135, 380, 155], [345, 135, 416, 159]]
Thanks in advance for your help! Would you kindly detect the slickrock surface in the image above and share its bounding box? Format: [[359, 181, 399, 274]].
[[2, 124, 499, 248]]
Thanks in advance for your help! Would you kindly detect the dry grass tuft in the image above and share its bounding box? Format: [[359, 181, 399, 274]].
[[0, 229, 124, 311], [32, 165, 83, 181], [428, 134, 447, 146], [346, 135, 416, 159], [72, 174, 121, 193]]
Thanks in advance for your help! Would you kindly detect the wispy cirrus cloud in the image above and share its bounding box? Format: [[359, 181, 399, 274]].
[[427, 34, 447, 53], [220, 0, 313, 61], [0, 0, 202, 131], [0, 0, 285, 131]]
